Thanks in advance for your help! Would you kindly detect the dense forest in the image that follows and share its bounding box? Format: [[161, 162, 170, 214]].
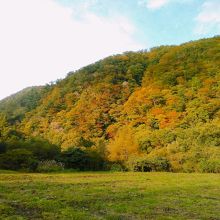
[[0, 36, 220, 172]]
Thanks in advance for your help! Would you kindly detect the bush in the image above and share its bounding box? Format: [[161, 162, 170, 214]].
[[0, 142, 7, 154], [60, 147, 105, 171], [60, 148, 89, 170], [0, 149, 37, 171], [4, 138, 61, 161], [110, 163, 124, 172], [36, 160, 64, 172], [26, 138, 61, 160], [126, 156, 170, 172], [199, 159, 220, 173]]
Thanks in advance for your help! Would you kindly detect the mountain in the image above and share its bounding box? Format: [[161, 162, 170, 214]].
[[0, 36, 220, 172], [0, 86, 49, 122]]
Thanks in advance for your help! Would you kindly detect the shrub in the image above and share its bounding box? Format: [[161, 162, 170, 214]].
[[36, 160, 64, 172], [60, 148, 89, 170], [60, 147, 105, 171], [0, 149, 37, 171], [0, 142, 7, 154], [4, 138, 61, 161], [199, 159, 220, 173], [126, 156, 170, 172], [110, 163, 124, 172], [26, 138, 61, 160]]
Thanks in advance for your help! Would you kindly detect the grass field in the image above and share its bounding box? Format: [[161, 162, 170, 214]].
[[0, 172, 219, 220]]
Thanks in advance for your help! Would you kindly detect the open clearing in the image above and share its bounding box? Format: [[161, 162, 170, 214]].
[[0, 172, 219, 220]]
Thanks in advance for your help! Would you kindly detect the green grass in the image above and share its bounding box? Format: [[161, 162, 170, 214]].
[[0, 172, 219, 220]]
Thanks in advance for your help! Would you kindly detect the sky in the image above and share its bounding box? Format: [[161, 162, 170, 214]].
[[0, 0, 219, 100]]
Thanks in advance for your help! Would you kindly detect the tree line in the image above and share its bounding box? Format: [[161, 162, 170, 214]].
[[0, 36, 220, 173]]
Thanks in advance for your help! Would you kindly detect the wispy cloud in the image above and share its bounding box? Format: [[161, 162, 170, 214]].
[[138, 0, 194, 10], [0, 0, 142, 99], [139, 0, 170, 9], [195, 0, 220, 35]]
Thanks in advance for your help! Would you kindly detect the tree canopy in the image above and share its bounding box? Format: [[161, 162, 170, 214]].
[[0, 36, 220, 172]]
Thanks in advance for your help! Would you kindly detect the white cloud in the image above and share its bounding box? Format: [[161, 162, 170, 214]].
[[195, 0, 220, 35], [138, 0, 194, 10], [147, 0, 170, 9], [0, 0, 142, 100], [139, 0, 170, 9]]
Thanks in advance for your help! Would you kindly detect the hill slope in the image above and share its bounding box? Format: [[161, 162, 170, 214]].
[[0, 86, 49, 122], [1, 36, 220, 172]]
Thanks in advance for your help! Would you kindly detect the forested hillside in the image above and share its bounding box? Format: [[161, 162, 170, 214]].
[[0, 36, 220, 172], [0, 86, 48, 121]]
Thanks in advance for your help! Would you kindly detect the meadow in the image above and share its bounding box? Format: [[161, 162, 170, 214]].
[[0, 172, 219, 220]]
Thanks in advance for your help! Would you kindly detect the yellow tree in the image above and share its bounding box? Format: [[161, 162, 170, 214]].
[[107, 126, 139, 162]]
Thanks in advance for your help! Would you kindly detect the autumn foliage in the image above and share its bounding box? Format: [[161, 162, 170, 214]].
[[0, 36, 220, 172]]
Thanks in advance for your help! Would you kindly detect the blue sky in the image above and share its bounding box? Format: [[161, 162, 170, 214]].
[[0, 0, 219, 99], [57, 0, 220, 47]]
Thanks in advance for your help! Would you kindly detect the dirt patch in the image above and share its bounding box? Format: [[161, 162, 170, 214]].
[[9, 201, 43, 219]]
